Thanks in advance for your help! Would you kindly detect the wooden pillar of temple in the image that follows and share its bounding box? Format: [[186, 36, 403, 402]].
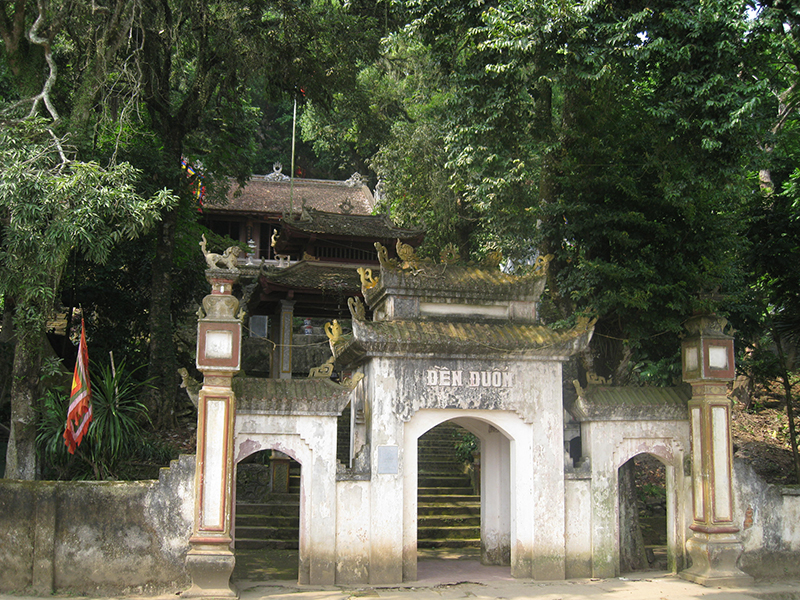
[[271, 299, 294, 379]]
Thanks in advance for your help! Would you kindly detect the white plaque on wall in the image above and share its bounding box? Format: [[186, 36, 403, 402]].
[[708, 345, 729, 370], [377, 445, 399, 474], [685, 346, 699, 372], [202, 399, 226, 528], [711, 405, 732, 521]]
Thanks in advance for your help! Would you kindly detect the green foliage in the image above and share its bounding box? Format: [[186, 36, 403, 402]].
[[86, 358, 152, 479], [35, 357, 175, 480], [353, 0, 762, 377], [452, 427, 478, 464], [637, 482, 667, 505], [631, 354, 683, 387], [0, 120, 177, 340], [35, 387, 78, 479]]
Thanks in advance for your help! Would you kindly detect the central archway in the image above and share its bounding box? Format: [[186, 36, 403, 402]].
[[403, 409, 532, 581]]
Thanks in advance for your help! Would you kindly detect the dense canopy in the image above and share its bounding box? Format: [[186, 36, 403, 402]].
[[1, 0, 799, 481]]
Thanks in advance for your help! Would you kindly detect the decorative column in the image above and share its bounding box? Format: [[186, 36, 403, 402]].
[[183, 270, 242, 598], [679, 314, 752, 586], [271, 299, 294, 379]]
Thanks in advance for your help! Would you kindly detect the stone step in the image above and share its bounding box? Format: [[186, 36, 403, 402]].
[[418, 515, 480, 527], [418, 474, 471, 485], [238, 495, 299, 507], [417, 538, 480, 548], [417, 461, 464, 476], [235, 525, 298, 540], [418, 472, 471, 481], [236, 514, 299, 527], [419, 493, 478, 503], [418, 525, 481, 539], [235, 538, 299, 550], [418, 503, 480, 517], [419, 486, 475, 496]]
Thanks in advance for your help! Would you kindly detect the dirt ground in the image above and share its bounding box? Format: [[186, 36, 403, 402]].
[[731, 381, 799, 485]]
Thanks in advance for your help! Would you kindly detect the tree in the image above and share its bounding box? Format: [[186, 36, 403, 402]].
[[0, 120, 176, 479], [2, 0, 387, 434], [360, 0, 760, 380], [741, 168, 800, 482], [60, 0, 385, 429]]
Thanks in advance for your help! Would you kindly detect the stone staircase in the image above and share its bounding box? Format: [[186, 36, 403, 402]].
[[417, 422, 480, 548], [235, 458, 301, 550]]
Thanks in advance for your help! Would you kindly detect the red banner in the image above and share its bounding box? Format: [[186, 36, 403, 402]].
[[64, 318, 92, 454]]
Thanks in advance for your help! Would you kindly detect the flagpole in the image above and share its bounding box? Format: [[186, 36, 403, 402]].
[[289, 95, 297, 219]]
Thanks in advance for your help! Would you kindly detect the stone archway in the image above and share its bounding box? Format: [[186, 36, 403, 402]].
[[233, 430, 334, 584], [402, 409, 537, 581], [233, 448, 301, 581]]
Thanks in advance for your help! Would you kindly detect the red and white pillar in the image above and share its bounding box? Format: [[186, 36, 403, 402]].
[[679, 314, 752, 586], [183, 273, 242, 598]]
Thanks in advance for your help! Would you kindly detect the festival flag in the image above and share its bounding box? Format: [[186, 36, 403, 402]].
[[64, 318, 92, 454]]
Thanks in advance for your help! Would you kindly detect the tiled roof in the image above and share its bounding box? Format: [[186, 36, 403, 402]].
[[234, 376, 352, 415], [259, 261, 361, 293], [571, 384, 691, 421], [281, 208, 423, 241], [364, 263, 547, 306], [332, 319, 593, 365], [205, 176, 375, 216]]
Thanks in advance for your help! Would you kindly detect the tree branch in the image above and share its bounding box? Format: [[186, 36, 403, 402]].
[[26, 0, 59, 122]]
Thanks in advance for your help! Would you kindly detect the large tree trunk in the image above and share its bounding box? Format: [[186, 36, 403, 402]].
[[4, 334, 43, 479], [774, 331, 800, 483], [147, 206, 179, 430]]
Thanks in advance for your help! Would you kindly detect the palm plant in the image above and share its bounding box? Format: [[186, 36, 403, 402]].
[[84, 358, 152, 479], [36, 356, 155, 480]]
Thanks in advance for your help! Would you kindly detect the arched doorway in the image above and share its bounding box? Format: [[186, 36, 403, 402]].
[[230, 431, 321, 584], [417, 421, 481, 558], [608, 438, 686, 576], [232, 449, 300, 582], [403, 410, 522, 580], [618, 453, 668, 573]]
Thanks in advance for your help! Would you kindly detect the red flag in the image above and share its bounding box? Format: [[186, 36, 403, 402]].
[[64, 318, 92, 454]]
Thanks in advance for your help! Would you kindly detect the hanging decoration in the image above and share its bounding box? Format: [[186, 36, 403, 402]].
[[181, 157, 206, 212]]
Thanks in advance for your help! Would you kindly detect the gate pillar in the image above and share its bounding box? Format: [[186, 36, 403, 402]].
[[679, 314, 752, 587], [183, 270, 242, 598]]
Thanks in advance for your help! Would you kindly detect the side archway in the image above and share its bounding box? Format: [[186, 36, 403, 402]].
[[233, 419, 339, 585], [588, 433, 688, 578], [612, 438, 687, 575]]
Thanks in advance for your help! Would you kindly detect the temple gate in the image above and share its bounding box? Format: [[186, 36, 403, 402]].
[[184, 240, 751, 596]]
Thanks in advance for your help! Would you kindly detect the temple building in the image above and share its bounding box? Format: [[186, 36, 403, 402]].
[[201, 167, 422, 378]]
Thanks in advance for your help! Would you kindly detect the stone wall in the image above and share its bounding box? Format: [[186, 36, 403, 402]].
[[0, 454, 194, 596], [735, 459, 800, 580]]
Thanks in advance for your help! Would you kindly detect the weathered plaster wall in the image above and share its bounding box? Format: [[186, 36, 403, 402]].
[[565, 474, 592, 578], [735, 459, 800, 579], [0, 454, 194, 596], [365, 357, 406, 584], [335, 480, 370, 583]]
